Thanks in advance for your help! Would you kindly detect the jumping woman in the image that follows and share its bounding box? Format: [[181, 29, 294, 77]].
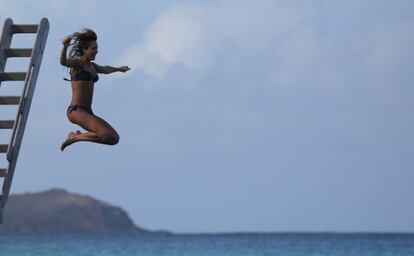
[[60, 28, 130, 151]]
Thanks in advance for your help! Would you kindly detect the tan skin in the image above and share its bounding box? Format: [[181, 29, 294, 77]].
[[60, 35, 130, 151]]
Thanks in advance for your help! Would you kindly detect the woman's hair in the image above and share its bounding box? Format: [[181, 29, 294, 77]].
[[67, 28, 97, 59]]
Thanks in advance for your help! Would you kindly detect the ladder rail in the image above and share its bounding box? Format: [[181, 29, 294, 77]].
[[0, 18, 13, 86], [6, 65, 33, 161]]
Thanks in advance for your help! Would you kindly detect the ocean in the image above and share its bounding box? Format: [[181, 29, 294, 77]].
[[0, 233, 413, 256]]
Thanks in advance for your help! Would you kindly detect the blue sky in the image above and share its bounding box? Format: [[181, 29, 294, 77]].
[[0, 0, 413, 233]]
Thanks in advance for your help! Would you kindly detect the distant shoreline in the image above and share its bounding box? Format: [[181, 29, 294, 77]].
[[1, 231, 413, 237]]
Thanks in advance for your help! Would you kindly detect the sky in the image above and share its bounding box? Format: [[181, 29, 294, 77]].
[[0, 0, 413, 233]]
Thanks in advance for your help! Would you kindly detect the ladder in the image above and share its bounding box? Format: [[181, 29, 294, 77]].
[[0, 18, 49, 223]]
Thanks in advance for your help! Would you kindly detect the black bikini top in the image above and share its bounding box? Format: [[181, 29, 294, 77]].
[[64, 63, 99, 83]]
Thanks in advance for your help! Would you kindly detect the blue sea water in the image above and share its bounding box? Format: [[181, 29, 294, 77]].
[[0, 233, 413, 256]]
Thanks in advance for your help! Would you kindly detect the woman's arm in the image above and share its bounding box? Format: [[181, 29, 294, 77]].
[[93, 63, 131, 74], [60, 36, 80, 67]]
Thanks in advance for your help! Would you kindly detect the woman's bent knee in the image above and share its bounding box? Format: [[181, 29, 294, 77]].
[[101, 131, 119, 145], [109, 133, 120, 145]]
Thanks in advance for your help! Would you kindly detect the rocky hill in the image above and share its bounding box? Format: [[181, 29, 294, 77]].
[[0, 188, 172, 235]]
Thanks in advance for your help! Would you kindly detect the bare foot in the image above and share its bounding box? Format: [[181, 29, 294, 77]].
[[60, 132, 77, 151]]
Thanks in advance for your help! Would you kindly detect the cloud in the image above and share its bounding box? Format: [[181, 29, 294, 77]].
[[116, 0, 315, 79], [116, 0, 414, 93]]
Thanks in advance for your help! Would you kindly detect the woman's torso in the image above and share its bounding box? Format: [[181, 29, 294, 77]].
[[69, 62, 98, 107]]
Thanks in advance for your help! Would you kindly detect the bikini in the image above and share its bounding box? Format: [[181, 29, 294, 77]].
[[63, 63, 99, 116]]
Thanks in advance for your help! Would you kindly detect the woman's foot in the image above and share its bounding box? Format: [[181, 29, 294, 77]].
[[60, 132, 78, 151]]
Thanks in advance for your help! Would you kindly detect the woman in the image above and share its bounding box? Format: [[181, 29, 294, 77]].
[[60, 28, 130, 151]]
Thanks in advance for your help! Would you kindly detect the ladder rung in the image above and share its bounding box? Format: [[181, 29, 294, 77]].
[[4, 48, 32, 58], [0, 72, 26, 81], [0, 144, 8, 153], [0, 96, 21, 105], [0, 168, 7, 177], [10, 24, 38, 33], [0, 120, 14, 129]]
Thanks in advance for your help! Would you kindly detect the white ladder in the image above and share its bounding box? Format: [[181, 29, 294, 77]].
[[0, 18, 49, 223]]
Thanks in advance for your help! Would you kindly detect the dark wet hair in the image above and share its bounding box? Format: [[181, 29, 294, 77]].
[[67, 28, 97, 59]]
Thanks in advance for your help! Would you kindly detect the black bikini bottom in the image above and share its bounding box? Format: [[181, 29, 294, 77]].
[[67, 105, 94, 116]]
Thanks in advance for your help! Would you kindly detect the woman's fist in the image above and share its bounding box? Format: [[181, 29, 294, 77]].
[[119, 66, 131, 73], [62, 36, 72, 46]]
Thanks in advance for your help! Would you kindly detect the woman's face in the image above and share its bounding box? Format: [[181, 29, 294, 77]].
[[83, 40, 98, 60]]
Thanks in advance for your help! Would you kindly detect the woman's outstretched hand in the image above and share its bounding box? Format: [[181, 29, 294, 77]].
[[119, 66, 131, 73]]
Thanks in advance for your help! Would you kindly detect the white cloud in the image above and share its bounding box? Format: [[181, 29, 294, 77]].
[[115, 3, 207, 79], [116, 0, 414, 92], [116, 0, 315, 79]]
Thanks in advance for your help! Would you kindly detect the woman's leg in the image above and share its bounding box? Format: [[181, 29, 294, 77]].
[[61, 109, 120, 151]]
